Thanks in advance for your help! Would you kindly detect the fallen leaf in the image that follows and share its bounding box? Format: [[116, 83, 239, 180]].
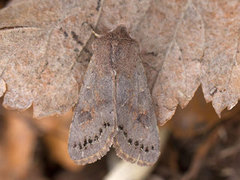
[[0, 0, 101, 117], [97, 0, 151, 32], [134, 0, 240, 124], [0, 0, 240, 125]]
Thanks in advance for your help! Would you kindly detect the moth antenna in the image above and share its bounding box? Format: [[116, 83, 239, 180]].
[[92, 29, 102, 38]]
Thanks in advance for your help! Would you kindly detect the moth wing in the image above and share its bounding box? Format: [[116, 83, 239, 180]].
[[114, 52, 160, 166], [68, 52, 116, 165]]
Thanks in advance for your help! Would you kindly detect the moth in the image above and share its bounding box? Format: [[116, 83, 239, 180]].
[[68, 26, 160, 166]]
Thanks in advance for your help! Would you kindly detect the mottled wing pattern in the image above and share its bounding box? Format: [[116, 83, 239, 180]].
[[68, 38, 116, 165], [111, 27, 160, 166], [69, 26, 160, 166]]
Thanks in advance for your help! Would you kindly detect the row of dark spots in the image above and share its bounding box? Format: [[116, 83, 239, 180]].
[[71, 31, 84, 45], [59, 27, 84, 45], [104, 122, 110, 128], [59, 27, 68, 38], [96, 0, 101, 11], [118, 125, 155, 153], [72, 134, 99, 150], [73, 121, 111, 150]]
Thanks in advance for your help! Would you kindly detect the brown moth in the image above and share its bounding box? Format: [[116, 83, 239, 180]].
[[68, 26, 160, 166]]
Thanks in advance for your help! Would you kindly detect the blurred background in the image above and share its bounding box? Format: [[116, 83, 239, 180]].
[[0, 86, 240, 180]]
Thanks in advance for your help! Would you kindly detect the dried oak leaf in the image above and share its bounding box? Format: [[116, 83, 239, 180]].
[[1, 0, 240, 124], [96, 0, 151, 32], [91, 0, 240, 124], [133, 0, 240, 124], [0, 0, 151, 118], [0, 0, 101, 117]]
